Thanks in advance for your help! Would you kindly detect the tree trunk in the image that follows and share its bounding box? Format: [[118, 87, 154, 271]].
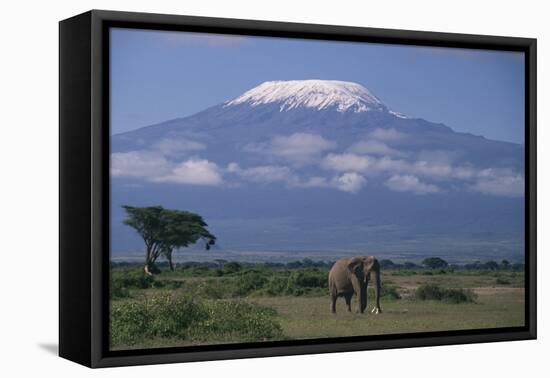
[[167, 250, 175, 271], [144, 247, 153, 276], [144, 247, 157, 276]]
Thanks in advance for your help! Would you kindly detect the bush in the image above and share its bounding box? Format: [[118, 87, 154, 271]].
[[110, 301, 151, 345], [112, 269, 154, 289], [415, 283, 445, 300], [110, 282, 130, 299], [495, 277, 511, 285], [153, 280, 183, 289], [192, 301, 283, 341], [147, 296, 207, 338], [261, 276, 290, 296], [110, 269, 155, 299], [443, 288, 477, 304], [235, 271, 268, 296], [381, 284, 402, 300], [285, 269, 327, 296], [192, 278, 235, 299], [288, 269, 326, 288], [414, 283, 477, 304], [110, 295, 283, 346], [223, 262, 242, 275]]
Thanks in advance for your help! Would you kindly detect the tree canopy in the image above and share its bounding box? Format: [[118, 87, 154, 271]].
[[122, 205, 216, 274], [422, 257, 449, 269]]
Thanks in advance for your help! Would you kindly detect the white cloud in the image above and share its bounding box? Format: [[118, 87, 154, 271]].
[[297, 176, 330, 188], [453, 166, 476, 180], [227, 162, 366, 193], [322, 153, 371, 172], [331, 172, 367, 193], [371, 156, 410, 174], [321, 151, 480, 183], [112, 150, 222, 186], [111, 151, 171, 178], [349, 140, 404, 157], [470, 169, 524, 197], [245, 133, 335, 165], [412, 160, 453, 178], [154, 159, 223, 185], [385, 175, 440, 195], [227, 163, 294, 184]]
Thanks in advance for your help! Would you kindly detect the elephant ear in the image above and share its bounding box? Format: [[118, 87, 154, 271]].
[[347, 257, 364, 273]]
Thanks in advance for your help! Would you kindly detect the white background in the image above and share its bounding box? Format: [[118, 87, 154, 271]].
[[0, 0, 546, 376]]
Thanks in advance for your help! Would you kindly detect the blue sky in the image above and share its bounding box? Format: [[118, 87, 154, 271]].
[[110, 28, 525, 143]]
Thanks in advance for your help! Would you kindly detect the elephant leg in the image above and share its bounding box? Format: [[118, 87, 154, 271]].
[[371, 269, 382, 314], [360, 285, 367, 313], [330, 294, 337, 314], [344, 293, 353, 312]]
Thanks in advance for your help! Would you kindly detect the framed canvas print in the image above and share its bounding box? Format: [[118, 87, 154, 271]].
[[59, 10, 536, 368]]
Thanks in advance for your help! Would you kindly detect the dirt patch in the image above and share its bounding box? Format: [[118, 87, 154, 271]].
[[472, 287, 525, 295]]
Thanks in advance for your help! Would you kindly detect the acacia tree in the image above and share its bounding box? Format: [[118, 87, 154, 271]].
[[422, 257, 448, 269], [122, 205, 216, 275]]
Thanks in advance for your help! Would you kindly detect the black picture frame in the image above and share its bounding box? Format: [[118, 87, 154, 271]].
[[59, 9, 537, 368]]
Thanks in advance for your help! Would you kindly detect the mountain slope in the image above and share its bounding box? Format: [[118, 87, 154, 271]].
[[110, 80, 525, 262]]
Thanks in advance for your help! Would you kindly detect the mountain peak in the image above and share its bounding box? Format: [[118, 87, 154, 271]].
[[224, 80, 388, 113]]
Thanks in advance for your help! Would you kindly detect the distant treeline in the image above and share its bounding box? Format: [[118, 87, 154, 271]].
[[111, 257, 524, 272]]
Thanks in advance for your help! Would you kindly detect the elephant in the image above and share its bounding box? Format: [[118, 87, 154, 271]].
[[328, 256, 382, 314]]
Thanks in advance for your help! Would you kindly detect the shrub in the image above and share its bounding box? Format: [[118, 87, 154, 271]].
[[414, 283, 477, 303], [223, 262, 242, 275], [110, 301, 151, 345], [443, 288, 477, 303], [193, 278, 234, 299], [496, 277, 511, 285], [192, 301, 283, 341], [110, 269, 155, 298], [112, 269, 155, 289], [110, 295, 283, 347], [110, 282, 130, 299], [155, 280, 183, 289], [235, 271, 268, 296], [147, 296, 207, 338], [381, 284, 402, 300], [415, 283, 445, 300], [285, 269, 327, 296], [288, 269, 326, 288], [262, 276, 290, 296]]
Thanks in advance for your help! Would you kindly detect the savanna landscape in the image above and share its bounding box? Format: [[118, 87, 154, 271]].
[[110, 257, 525, 350], [109, 32, 526, 351]]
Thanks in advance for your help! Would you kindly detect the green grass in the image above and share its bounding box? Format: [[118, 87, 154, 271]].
[[109, 264, 525, 350], [249, 289, 524, 340]]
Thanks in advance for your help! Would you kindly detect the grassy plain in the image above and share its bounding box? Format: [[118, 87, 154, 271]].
[[109, 263, 525, 350]]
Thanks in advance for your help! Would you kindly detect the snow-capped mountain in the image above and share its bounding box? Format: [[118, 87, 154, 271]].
[[224, 80, 389, 114], [110, 80, 525, 262]]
